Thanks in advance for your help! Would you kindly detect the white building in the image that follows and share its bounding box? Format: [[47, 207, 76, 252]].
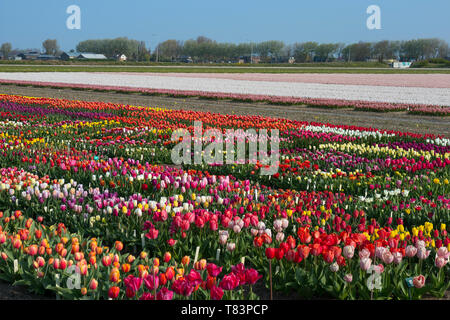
[[391, 61, 412, 69], [117, 54, 127, 61], [77, 53, 107, 60]]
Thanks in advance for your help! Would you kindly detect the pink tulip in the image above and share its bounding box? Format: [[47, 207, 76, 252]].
[[343, 245, 355, 259], [360, 258, 372, 271], [393, 252, 403, 264], [437, 247, 450, 259], [344, 274, 353, 283], [435, 256, 448, 269], [375, 247, 386, 259], [382, 251, 394, 264], [417, 247, 430, 260], [405, 245, 417, 258], [413, 275, 426, 289], [359, 248, 371, 260]]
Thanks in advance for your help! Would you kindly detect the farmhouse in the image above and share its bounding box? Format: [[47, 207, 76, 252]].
[[238, 55, 261, 64], [60, 51, 79, 60], [116, 54, 127, 61], [37, 54, 58, 61], [17, 51, 40, 60]]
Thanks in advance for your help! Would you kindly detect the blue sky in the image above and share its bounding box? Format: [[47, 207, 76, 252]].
[[1, 0, 449, 51]]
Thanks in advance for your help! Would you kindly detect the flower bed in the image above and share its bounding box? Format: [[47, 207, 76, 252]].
[[0, 79, 448, 116], [0, 94, 448, 300]]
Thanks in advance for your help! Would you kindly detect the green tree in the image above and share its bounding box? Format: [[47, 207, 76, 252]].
[[42, 39, 59, 56], [157, 40, 183, 61], [292, 42, 318, 62], [315, 43, 339, 62], [0, 42, 12, 60]]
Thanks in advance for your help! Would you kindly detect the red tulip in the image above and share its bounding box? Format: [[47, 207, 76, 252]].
[[275, 248, 285, 260], [323, 250, 335, 263], [265, 247, 275, 260], [219, 273, 239, 291], [210, 285, 224, 300], [206, 263, 223, 277], [297, 245, 310, 259], [108, 286, 120, 299], [245, 268, 262, 285]]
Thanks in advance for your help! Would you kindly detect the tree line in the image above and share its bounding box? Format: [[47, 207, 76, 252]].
[[155, 37, 449, 63], [76, 37, 150, 61], [1, 37, 449, 63]]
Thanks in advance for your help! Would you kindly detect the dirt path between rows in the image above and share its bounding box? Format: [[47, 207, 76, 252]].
[[1, 84, 449, 137]]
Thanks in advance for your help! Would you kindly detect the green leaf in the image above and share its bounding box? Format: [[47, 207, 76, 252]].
[[12, 279, 30, 287]]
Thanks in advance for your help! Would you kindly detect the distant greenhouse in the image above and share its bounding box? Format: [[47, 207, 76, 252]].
[[60, 52, 108, 60], [77, 53, 107, 60]]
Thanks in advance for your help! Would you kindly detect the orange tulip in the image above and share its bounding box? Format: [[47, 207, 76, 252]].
[[36, 256, 45, 268], [137, 264, 148, 278], [40, 239, 49, 248], [55, 243, 64, 254], [89, 279, 98, 290], [127, 255, 135, 264], [109, 267, 120, 282], [28, 244, 38, 256], [38, 245, 45, 256], [108, 286, 120, 299], [59, 258, 67, 270], [163, 252, 171, 263], [71, 244, 80, 254], [60, 248, 68, 258], [114, 241, 123, 252], [159, 273, 167, 286], [34, 229, 42, 239], [25, 218, 33, 229], [12, 238, 22, 249], [53, 258, 60, 269], [74, 252, 84, 261], [181, 256, 190, 266], [79, 263, 88, 276], [165, 267, 175, 281], [102, 255, 112, 267], [121, 263, 131, 273]]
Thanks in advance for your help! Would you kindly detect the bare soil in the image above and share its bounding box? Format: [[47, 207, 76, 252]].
[[0, 280, 51, 300]]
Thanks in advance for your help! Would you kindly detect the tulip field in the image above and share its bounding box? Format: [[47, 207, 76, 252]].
[[0, 92, 449, 300], [0, 72, 449, 116]]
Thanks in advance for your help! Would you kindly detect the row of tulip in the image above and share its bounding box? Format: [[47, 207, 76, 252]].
[[0, 81, 448, 115]]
